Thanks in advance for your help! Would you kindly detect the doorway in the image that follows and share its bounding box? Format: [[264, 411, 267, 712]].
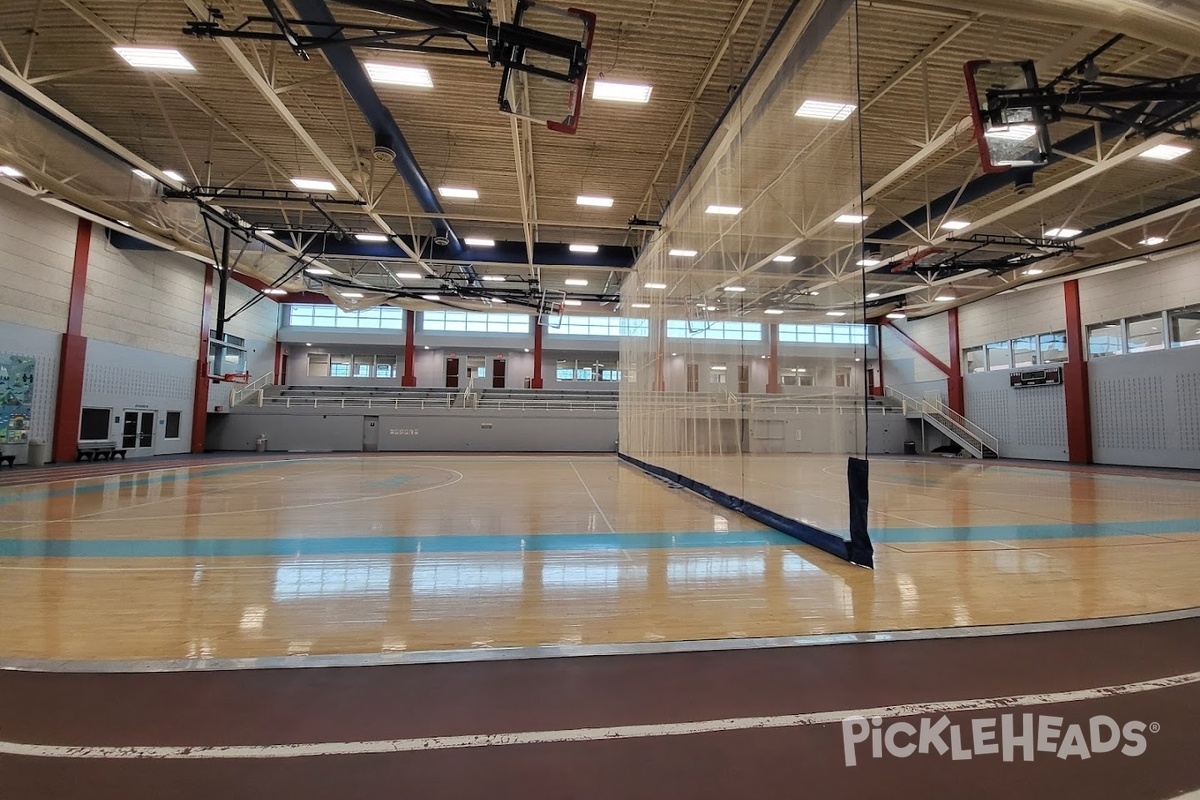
[[738, 364, 750, 394], [685, 363, 699, 393], [121, 410, 156, 456], [363, 416, 379, 453], [445, 357, 460, 388], [492, 357, 506, 389]]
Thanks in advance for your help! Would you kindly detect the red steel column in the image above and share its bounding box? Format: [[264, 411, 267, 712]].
[[51, 219, 92, 463], [875, 322, 885, 397], [402, 309, 417, 387], [766, 323, 781, 393], [653, 318, 666, 391], [947, 307, 965, 416], [531, 318, 544, 389], [190, 265, 215, 453], [1063, 279, 1093, 464]]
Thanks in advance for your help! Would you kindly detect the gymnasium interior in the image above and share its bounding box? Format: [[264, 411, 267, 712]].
[[1, 0, 1199, 796]]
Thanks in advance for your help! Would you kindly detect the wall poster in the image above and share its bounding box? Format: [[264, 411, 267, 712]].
[[0, 353, 35, 444]]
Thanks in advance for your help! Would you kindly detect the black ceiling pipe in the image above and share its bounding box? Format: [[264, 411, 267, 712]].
[[291, 0, 462, 256], [866, 119, 1132, 243]]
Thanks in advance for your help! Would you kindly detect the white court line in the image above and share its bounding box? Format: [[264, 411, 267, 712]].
[[569, 460, 615, 534], [2, 669, 1197, 760]]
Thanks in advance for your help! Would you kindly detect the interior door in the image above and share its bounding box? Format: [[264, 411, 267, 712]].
[[445, 357, 460, 388], [738, 364, 750, 394], [686, 363, 699, 393], [280, 353, 289, 386], [492, 358, 506, 389], [122, 410, 156, 456], [362, 416, 379, 453]]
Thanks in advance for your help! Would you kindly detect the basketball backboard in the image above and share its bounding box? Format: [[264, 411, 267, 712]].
[[498, 1, 596, 134], [964, 60, 1052, 173]]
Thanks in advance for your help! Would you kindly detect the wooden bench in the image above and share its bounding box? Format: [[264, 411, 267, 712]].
[[76, 442, 127, 462], [0, 454, 14, 467]]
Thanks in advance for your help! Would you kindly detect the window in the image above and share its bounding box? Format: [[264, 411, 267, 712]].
[[710, 371, 726, 384], [1126, 312, 1165, 352], [79, 407, 111, 441], [1088, 322, 1123, 358], [164, 411, 182, 440], [964, 347, 986, 374], [330, 355, 352, 377], [666, 320, 762, 340], [375, 356, 397, 378], [1169, 305, 1200, 348], [422, 311, 529, 334], [547, 316, 649, 337], [556, 360, 574, 381], [286, 304, 405, 330], [1039, 331, 1067, 363], [600, 369, 622, 381], [1011, 336, 1038, 367], [778, 323, 870, 345], [307, 353, 331, 377], [985, 340, 1011, 371], [352, 355, 373, 378]]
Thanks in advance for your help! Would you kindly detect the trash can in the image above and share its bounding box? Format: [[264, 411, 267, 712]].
[[255, 436, 268, 453], [27, 440, 47, 466], [903, 441, 917, 455]]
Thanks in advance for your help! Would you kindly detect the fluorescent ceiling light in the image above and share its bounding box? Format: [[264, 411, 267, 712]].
[[631, 303, 651, 309], [773, 255, 796, 263], [592, 80, 652, 103], [490, 298, 506, 304], [724, 286, 747, 292], [797, 368, 807, 373], [563, 299, 583, 306], [393, 272, 423, 280], [305, 267, 332, 275], [132, 168, 153, 181], [0, 166, 24, 178], [438, 186, 478, 199], [464, 237, 495, 247], [569, 244, 599, 253], [706, 205, 742, 216], [1024, 268, 1044, 275], [565, 278, 589, 286], [481, 275, 506, 282], [857, 258, 881, 267], [340, 292, 364, 299], [865, 292, 880, 299], [934, 293, 956, 302], [941, 220, 970, 230], [984, 124, 1037, 141], [256, 229, 276, 236], [644, 282, 667, 290], [355, 233, 389, 242], [710, 365, 727, 371], [808, 291, 819, 296], [117, 220, 131, 227], [886, 312, 907, 319], [1045, 227, 1081, 239], [291, 177, 337, 192], [364, 62, 433, 88], [705, 305, 717, 312], [669, 249, 698, 257], [576, 195, 614, 208], [421, 294, 440, 301], [162, 170, 185, 182], [262, 288, 287, 296], [764, 309, 784, 315], [1139, 144, 1191, 161], [826, 311, 847, 317], [835, 214, 868, 224], [795, 100, 856, 120], [113, 46, 196, 72], [1140, 236, 1168, 246]]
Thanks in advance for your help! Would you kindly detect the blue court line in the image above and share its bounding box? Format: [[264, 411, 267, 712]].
[[0, 530, 799, 559]]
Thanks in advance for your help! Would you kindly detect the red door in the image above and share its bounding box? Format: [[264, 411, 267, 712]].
[[445, 357, 460, 388]]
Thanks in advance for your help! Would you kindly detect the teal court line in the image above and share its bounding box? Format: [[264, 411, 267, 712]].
[[0, 461, 295, 505], [1, 517, 1198, 559]]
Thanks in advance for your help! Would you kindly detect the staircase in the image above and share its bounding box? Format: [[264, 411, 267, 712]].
[[887, 388, 999, 459]]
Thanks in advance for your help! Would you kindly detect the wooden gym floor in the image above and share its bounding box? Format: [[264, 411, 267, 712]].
[[1, 454, 1199, 664]]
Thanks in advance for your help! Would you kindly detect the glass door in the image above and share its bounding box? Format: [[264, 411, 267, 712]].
[[122, 410, 157, 456]]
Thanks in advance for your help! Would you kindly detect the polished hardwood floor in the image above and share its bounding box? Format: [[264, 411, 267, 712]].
[[1, 454, 1199, 662]]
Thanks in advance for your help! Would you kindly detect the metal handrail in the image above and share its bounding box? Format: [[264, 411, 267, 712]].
[[230, 372, 274, 407], [265, 396, 458, 410], [885, 387, 999, 455]]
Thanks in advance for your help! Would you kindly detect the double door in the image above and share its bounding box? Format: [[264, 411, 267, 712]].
[[121, 410, 156, 456]]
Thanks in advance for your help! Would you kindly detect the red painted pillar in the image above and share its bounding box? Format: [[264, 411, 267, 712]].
[[531, 318, 544, 389], [51, 220, 91, 463], [947, 307, 965, 415], [874, 322, 885, 397], [766, 323, 781, 393], [653, 318, 666, 392], [190, 266, 214, 453], [402, 309, 417, 387], [1063, 280, 1093, 464]]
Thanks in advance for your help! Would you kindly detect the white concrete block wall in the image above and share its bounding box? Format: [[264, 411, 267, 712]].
[[958, 284, 1066, 348], [881, 316, 948, 394], [82, 234, 205, 359], [0, 187, 76, 333], [221, 280, 279, 380], [1080, 251, 1200, 325]]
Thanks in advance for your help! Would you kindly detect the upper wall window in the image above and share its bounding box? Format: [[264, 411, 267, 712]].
[[778, 324, 870, 345], [422, 311, 530, 334], [546, 316, 649, 337], [287, 304, 405, 329], [985, 340, 1012, 371], [1088, 321, 1123, 358], [1011, 336, 1038, 368], [1169, 305, 1200, 348], [666, 321, 762, 341], [1126, 312, 1166, 353], [964, 347, 986, 373], [1039, 331, 1068, 363]]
